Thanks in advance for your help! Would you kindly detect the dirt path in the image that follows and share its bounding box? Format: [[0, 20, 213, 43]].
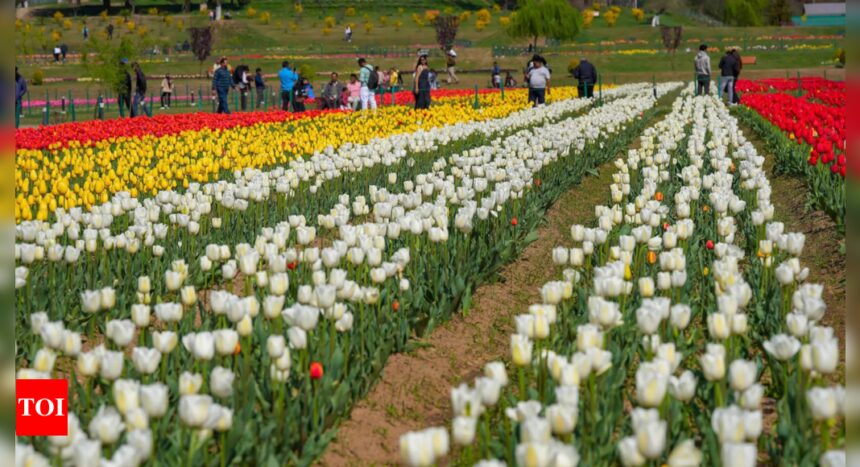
[[319, 160, 615, 466]]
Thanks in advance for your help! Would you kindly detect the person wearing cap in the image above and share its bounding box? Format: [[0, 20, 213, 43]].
[[694, 44, 711, 96], [526, 55, 551, 107], [573, 57, 597, 98], [446, 49, 459, 85]]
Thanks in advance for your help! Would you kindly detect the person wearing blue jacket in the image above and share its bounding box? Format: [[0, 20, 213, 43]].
[[212, 57, 234, 114], [278, 61, 299, 111], [16, 67, 27, 114]]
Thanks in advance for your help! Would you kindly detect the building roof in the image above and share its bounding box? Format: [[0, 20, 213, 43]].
[[804, 3, 846, 16]]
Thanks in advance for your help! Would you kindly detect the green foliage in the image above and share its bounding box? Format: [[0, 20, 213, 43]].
[[506, 0, 582, 47], [835, 48, 845, 67], [81, 35, 147, 94], [297, 63, 316, 80], [32, 68, 44, 86], [768, 0, 793, 25], [723, 0, 767, 26]]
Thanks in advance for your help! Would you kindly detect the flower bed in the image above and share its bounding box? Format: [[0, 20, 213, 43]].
[[13, 83, 681, 466], [401, 91, 844, 467]]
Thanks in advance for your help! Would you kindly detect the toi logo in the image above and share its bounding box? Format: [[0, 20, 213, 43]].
[[16, 379, 68, 436]]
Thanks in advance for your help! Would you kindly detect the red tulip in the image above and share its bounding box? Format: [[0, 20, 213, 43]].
[[706, 240, 714, 250], [511, 217, 518, 226], [310, 362, 323, 380]]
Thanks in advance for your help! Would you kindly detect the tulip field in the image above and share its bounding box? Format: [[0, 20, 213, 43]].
[[14, 79, 844, 467]]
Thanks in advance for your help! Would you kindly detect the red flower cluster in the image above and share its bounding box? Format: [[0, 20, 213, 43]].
[[741, 90, 845, 177]]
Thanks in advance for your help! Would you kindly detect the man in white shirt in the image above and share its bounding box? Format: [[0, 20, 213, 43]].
[[526, 55, 551, 107]]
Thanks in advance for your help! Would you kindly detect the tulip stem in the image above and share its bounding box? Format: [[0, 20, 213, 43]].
[[220, 431, 227, 467], [518, 367, 526, 399]]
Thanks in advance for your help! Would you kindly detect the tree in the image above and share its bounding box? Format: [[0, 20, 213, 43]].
[[506, 0, 582, 50], [769, 0, 793, 25], [189, 26, 214, 72], [723, 0, 767, 26], [81, 35, 147, 95], [433, 15, 460, 51]]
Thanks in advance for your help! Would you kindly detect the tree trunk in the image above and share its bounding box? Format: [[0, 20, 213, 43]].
[[182, 0, 191, 13]]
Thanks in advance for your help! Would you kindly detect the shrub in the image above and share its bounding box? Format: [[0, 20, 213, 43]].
[[632, 8, 645, 21], [51, 30, 62, 42], [62, 18, 72, 30], [425, 10, 439, 22], [379, 16, 388, 26], [443, 7, 454, 14], [99, 10, 109, 20], [398, 7, 405, 14], [582, 9, 595, 27], [499, 16, 511, 27], [364, 22, 373, 33], [32, 69, 44, 86], [459, 11, 472, 22], [288, 21, 299, 31], [324, 16, 336, 28], [259, 12, 271, 24], [297, 63, 315, 79], [126, 21, 136, 31], [492, 4, 501, 12], [247, 7, 257, 17], [53, 11, 64, 22], [293, 3, 303, 14], [394, 20, 403, 31], [345, 7, 356, 17], [610, 6, 621, 14], [322, 26, 332, 35], [476, 8, 491, 23], [591, 1, 601, 11], [147, 7, 158, 15], [604, 10, 618, 27], [475, 19, 488, 31]]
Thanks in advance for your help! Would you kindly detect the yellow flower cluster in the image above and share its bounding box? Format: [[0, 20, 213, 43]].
[[15, 87, 586, 222], [616, 49, 659, 56]]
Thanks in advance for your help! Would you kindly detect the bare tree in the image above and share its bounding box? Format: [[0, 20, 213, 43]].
[[433, 16, 460, 51]]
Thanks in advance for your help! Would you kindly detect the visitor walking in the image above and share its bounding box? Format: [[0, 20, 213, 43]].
[[347, 74, 361, 110], [718, 49, 740, 105], [572, 57, 597, 98], [278, 61, 298, 111], [344, 25, 352, 42], [446, 49, 459, 84], [254, 68, 266, 108], [234, 64, 250, 111], [16, 67, 27, 115], [358, 58, 378, 111], [131, 62, 147, 117], [731, 48, 743, 104], [694, 44, 711, 96], [413, 54, 431, 110], [292, 78, 309, 112], [60, 43, 68, 62], [492, 61, 501, 88], [160, 73, 174, 109], [82, 24, 89, 41], [212, 57, 234, 114], [118, 59, 132, 116], [320, 72, 345, 110], [526, 55, 551, 107], [53, 45, 61, 62], [106, 24, 114, 40]]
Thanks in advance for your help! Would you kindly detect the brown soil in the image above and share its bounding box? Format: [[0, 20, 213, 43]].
[[318, 162, 615, 466]]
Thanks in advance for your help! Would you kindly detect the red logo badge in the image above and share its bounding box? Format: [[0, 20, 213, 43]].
[[16, 379, 68, 436]]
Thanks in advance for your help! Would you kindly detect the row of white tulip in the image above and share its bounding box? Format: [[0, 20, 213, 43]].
[[401, 89, 844, 466], [15, 85, 680, 467], [14, 84, 653, 272]]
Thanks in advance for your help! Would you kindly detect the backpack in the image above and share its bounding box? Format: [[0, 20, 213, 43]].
[[365, 66, 379, 90]]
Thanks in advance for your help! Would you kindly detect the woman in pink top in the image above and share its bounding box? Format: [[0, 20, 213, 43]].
[[347, 74, 361, 110]]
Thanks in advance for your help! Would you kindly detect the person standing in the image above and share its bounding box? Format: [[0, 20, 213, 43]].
[[53, 45, 61, 62], [445, 49, 459, 84], [572, 57, 597, 98], [694, 44, 711, 96], [413, 54, 431, 110], [212, 57, 234, 114], [718, 49, 740, 105], [278, 61, 298, 111], [254, 68, 266, 108], [160, 73, 174, 109], [389, 67, 400, 93], [492, 61, 501, 88], [131, 62, 147, 117], [344, 25, 352, 42], [526, 56, 551, 107], [82, 23, 89, 41], [118, 59, 132, 116], [234, 64, 250, 111], [357, 58, 378, 111], [15, 67, 27, 115], [731, 48, 743, 104], [106, 24, 114, 40], [320, 72, 344, 110]]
